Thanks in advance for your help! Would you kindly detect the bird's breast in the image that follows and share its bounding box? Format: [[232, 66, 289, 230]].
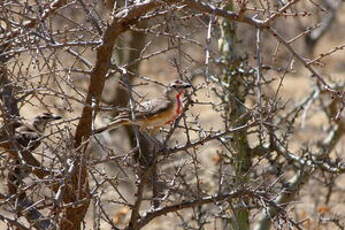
[[136, 102, 179, 129]]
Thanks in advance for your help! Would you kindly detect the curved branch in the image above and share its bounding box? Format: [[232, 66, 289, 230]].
[[75, 0, 172, 146], [135, 189, 255, 229]]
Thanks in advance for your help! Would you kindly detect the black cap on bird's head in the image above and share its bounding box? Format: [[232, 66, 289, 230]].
[[36, 113, 62, 121], [32, 113, 62, 133], [168, 79, 192, 92]]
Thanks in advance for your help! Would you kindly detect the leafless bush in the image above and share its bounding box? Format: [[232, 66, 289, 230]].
[[0, 0, 345, 229]]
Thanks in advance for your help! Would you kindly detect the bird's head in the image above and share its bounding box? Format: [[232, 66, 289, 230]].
[[169, 79, 192, 91], [166, 79, 192, 98], [32, 113, 62, 133]]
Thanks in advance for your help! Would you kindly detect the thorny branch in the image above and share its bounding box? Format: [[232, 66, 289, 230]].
[[1, 0, 345, 229]]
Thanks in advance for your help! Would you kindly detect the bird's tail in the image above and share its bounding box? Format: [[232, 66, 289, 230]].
[[93, 119, 130, 134]]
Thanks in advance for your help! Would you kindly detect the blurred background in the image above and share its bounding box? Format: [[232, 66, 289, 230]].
[[1, 0, 345, 229]]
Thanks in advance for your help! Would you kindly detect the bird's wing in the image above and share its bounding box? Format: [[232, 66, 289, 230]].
[[94, 98, 174, 133], [113, 98, 172, 120], [0, 123, 41, 150], [135, 98, 173, 119], [15, 130, 41, 148]]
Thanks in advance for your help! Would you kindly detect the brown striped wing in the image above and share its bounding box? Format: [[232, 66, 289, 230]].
[[135, 98, 173, 119], [115, 98, 173, 121]]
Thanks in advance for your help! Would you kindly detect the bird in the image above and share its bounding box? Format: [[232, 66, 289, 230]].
[[94, 79, 192, 134], [0, 112, 62, 152]]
